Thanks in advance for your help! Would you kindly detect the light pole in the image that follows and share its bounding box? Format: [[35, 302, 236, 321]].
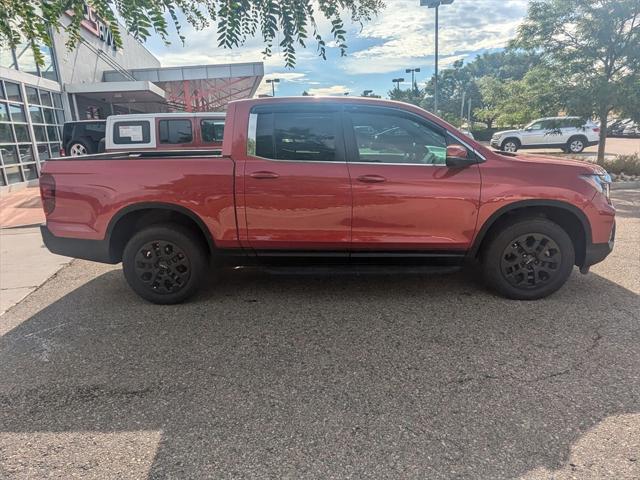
[[420, 0, 454, 114], [405, 68, 421, 93], [392, 78, 405, 92], [266, 78, 280, 97]]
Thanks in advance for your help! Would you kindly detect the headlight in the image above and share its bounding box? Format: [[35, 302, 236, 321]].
[[580, 172, 612, 203]]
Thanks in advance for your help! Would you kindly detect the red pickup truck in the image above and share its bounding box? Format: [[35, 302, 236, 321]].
[[39, 97, 616, 304]]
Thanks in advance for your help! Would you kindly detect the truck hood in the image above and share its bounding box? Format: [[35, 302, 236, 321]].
[[501, 152, 607, 174]]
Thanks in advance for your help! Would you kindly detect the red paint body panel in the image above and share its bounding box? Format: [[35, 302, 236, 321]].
[[347, 163, 481, 249], [42, 158, 239, 248], [41, 96, 616, 263]]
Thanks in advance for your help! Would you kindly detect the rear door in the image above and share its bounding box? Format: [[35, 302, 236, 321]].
[[344, 105, 481, 251], [242, 104, 351, 251]]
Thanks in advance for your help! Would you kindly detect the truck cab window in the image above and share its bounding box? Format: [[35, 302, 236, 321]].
[[253, 111, 337, 161], [348, 111, 447, 165], [159, 119, 192, 144]]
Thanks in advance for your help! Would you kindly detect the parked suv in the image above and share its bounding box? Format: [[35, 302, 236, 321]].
[[61, 120, 106, 156], [491, 117, 600, 153], [39, 97, 615, 304]]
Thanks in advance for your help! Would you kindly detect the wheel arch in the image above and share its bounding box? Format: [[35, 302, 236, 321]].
[[106, 203, 216, 262], [501, 137, 521, 147], [469, 200, 593, 266]]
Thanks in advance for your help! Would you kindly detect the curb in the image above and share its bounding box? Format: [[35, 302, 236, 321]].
[[611, 181, 640, 190]]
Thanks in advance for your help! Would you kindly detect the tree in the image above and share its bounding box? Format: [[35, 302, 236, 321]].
[[515, 0, 640, 163], [0, 0, 384, 68], [474, 77, 509, 128], [388, 86, 424, 107]]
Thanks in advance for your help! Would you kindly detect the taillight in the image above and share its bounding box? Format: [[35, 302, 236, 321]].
[[40, 173, 56, 215], [59, 147, 66, 156], [593, 127, 600, 133]]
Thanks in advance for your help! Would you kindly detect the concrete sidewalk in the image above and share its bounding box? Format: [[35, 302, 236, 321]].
[[0, 186, 45, 228], [0, 227, 72, 315]]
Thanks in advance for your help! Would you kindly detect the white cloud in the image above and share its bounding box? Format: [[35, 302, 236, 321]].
[[306, 85, 350, 96], [342, 0, 527, 74]]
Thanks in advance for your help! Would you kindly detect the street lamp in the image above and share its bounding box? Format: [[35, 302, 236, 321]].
[[266, 78, 280, 97], [405, 68, 421, 92], [392, 78, 405, 92], [420, 0, 454, 114]]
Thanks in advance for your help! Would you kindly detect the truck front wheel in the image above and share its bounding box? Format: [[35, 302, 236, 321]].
[[122, 224, 207, 304], [481, 218, 575, 300]]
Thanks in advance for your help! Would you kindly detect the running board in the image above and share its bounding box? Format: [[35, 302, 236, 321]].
[[240, 265, 463, 276]]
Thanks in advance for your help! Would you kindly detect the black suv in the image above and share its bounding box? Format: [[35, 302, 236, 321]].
[[61, 121, 106, 156]]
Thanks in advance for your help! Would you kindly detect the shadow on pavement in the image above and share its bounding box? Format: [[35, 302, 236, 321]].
[[1, 261, 639, 478]]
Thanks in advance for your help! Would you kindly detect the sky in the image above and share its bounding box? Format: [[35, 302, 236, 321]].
[[144, 0, 530, 99]]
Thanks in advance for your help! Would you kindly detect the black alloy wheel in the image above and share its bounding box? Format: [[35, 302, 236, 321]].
[[500, 233, 562, 289], [134, 240, 191, 294], [122, 224, 208, 304], [482, 218, 575, 300]]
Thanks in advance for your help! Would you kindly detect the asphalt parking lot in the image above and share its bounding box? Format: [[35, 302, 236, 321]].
[[1, 190, 638, 479]]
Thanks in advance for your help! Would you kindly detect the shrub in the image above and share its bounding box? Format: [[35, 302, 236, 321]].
[[604, 154, 640, 176]]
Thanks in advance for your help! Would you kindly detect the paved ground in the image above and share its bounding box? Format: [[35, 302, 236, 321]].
[[0, 190, 638, 479], [0, 227, 71, 315], [0, 187, 44, 229]]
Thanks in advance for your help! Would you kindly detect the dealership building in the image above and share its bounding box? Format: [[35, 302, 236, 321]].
[[0, 7, 263, 187]]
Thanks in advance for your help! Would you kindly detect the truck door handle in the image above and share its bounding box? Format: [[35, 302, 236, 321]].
[[250, 171, 279, 179], [357, 174, 386, 183]]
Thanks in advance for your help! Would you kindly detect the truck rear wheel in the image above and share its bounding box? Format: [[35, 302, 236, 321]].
[[122, 224, 207, 304], [482, 218, 575, 300]]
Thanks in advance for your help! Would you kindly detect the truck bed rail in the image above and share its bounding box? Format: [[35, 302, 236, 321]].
[[48, 149, 223, 161]]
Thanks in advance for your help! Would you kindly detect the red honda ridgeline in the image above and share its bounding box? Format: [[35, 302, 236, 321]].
[[39, 97, 615, 304]]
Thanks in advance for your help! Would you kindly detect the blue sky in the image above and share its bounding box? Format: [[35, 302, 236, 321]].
[[144, 0, 529, 98]]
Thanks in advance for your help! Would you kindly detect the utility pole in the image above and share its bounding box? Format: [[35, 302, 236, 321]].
[[405, 68, 421, 93], [392, 78, 405, 93], [467, 98, 472, 129], [420, 0, 454, 114], [460, 90, 466, 125], [266, 78, 280, 97]]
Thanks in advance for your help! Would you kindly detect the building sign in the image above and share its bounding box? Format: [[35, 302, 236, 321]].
[[66, 4, 117, 51]]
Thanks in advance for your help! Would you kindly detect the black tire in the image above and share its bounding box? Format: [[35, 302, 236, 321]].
[[122, 224, 208, 304], [566, 136, 587, 154], [482, 218, 575, 300], [501, 138, 520, 153], [67, 139, 93, 156]]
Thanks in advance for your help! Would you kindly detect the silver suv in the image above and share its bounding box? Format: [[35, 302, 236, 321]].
[[491, 116, 600, 153]]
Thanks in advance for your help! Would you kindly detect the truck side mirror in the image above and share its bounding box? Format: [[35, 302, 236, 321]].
[[445, 144, 476, 168]]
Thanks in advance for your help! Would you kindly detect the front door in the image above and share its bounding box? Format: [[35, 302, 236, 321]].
[[242, 105, 351, 251], [344, 106, 481, 251]]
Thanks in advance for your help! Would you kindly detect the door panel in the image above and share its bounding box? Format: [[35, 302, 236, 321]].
[[345, 107, 481, 250], [348, 163, 481, 249], [243, 109, 351, 250]]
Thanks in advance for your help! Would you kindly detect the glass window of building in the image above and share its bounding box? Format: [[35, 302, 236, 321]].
[[5, 82, 22, 102], [0, 80, 60, 184], [15, 44, 39, 77]]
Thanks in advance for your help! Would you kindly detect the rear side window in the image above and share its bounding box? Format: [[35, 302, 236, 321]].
[[159, 119, 193, 144], [113, 121, 151, 144], [201, 119, 224, 143], [253, 111, 337, 161]]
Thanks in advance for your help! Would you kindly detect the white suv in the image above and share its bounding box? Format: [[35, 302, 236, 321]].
[[490, 116, 600, 153]]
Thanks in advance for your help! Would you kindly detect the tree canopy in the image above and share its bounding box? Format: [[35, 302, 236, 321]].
[[0, 0, 384, 68], [515, 0, 640, 162]]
